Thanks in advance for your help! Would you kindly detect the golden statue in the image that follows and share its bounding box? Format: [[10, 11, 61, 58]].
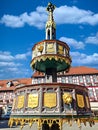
[[63, 93, 72, 104]]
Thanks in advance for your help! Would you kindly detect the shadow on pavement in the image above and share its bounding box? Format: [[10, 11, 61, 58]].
[[0, 119, 17, 128]]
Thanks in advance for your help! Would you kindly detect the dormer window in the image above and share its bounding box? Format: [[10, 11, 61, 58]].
[[6, 81, 13, 88]]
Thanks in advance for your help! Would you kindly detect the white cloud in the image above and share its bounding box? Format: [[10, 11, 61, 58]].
[[0, 50, 31, 79], [71, 52, 98, 68], [85, 32, 98, 45], [54, 6, 98, 25], [0, 51, 14, 61], [1, 5, 98, 28], [59, 37, 85, 49], [0, 51, 31, 61], [20, 10, 47, 29], [15, 51, 31, 60], [1, 14, 24, 28], [0, 6, 47, 29], [0, 61, 21, 67], [7, 67, 19, 72]]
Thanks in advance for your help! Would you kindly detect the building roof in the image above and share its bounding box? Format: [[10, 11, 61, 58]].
[[32, 71, 45, 77], [32, 66, 98, 77], [65, 66, 98, 75], [0, 78, 32, 91]]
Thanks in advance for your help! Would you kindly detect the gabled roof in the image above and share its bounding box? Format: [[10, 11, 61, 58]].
[[65, 66, 98, 75], [0, 78, 32, 91], [32, 66, 98, 77]]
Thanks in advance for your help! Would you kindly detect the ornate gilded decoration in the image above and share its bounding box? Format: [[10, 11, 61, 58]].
[[32, 55, 71, 64], [28, 93, 38, 108], [31, 55, 71, 67], [46, 21, 56, 29], [46, 43, 54, 53], [37, 45, 44, 53], [44, 93, 57, 108], [46, 2, 56, 39], [63, 93, 72, 104], [46, 2, 55, 12], [17, 95, 24, 109], [8, 117, 94, 129], [86, 96, 90, 108], [77, 94, 84, 108], [58, 45, 64, 55]]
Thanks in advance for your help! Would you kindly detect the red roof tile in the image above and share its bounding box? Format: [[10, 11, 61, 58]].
[[65, 66, 98, 75], [32, 71, 44, 77], [0, 78, 32, 91]]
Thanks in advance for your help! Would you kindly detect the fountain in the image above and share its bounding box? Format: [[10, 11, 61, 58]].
[[8, 2, 94, 130]]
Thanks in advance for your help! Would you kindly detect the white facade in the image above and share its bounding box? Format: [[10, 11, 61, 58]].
[[32, 74, 98, 86]]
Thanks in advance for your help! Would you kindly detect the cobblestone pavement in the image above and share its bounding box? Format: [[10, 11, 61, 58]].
[[0, 119, 98, 130]]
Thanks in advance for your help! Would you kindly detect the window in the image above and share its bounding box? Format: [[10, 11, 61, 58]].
[[38, 78, 41, 83], [41, 78, 44, 83], [6, 81, 14, 87], [57, 77, 61, 83], [93, 75, 98, 83], [88, 88, 94, 98], [72, 76, 77, 83], [95, 89, 98, 98], [61, 77, 65, 83], [0, 93, 3, 100], [33, 79, 38, 84], [68, 76, 73, 83], [6, 82, 11, 87], [86, 75, 91, 83], [79, 76, 83, 83]]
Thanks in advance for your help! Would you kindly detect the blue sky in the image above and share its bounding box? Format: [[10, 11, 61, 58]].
[[0, 0, 98, 80]]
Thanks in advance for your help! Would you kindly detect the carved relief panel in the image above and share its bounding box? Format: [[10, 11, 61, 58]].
[[46, 43, 55, 53], [28, 93, 39, 108], [44, 92, 57, 108], [57, 45, 64, 55], [42, 87, 58, 113]]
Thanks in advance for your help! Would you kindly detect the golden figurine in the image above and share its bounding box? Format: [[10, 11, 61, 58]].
[[63, 93, 72, 104]]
